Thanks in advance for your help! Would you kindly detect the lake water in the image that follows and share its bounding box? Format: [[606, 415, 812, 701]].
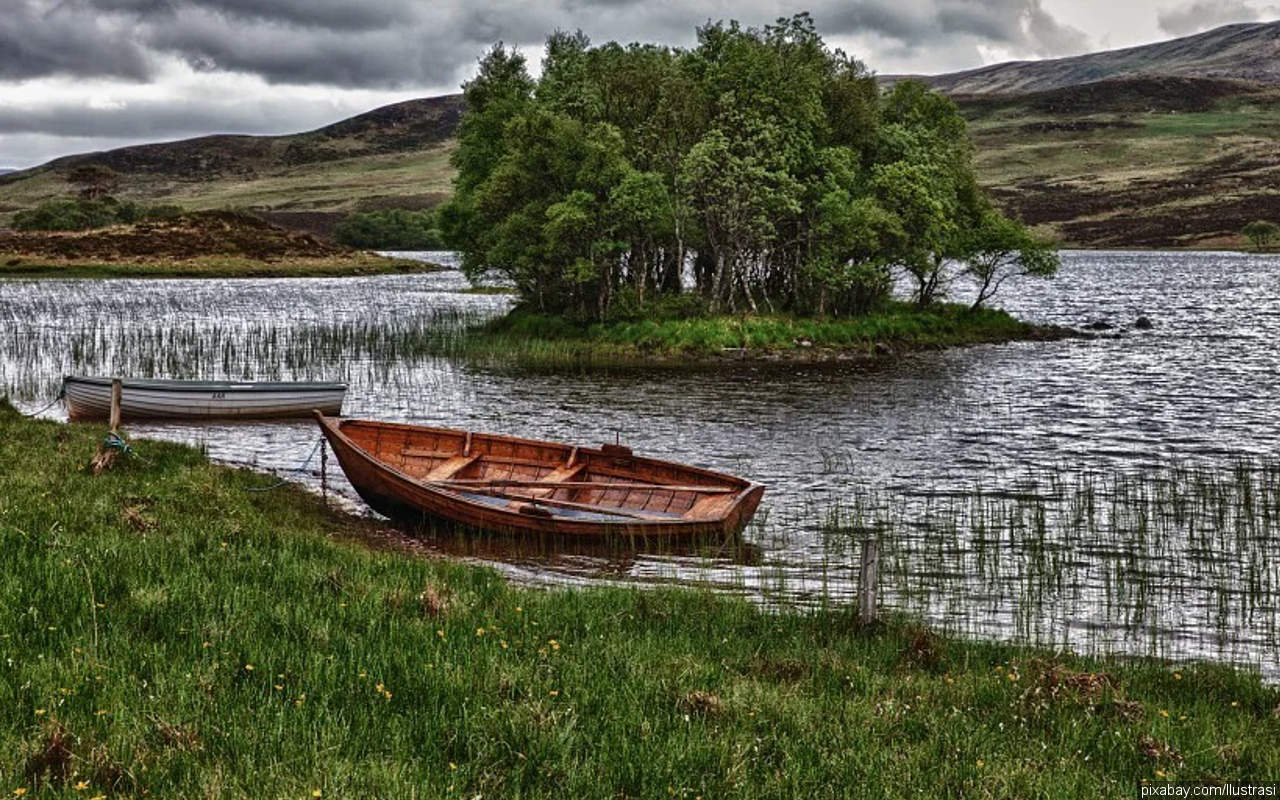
[[4, 250, 1280, 677]]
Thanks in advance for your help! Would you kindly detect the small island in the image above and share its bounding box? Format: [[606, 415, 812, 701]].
[[440, 16, 1063, 364]]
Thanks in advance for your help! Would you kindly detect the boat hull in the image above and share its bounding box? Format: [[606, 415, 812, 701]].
[[316, 414, 765, 540], [64, 376, 346, 421]]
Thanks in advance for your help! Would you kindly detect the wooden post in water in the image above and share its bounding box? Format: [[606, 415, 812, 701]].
[[108, 378, 122, 433], [859, 535, 879, 626], [320, 440, 328, 507]]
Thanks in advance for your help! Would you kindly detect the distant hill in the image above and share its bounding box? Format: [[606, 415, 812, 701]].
[[0, 95, 463, 235], [2, 23, 1280, 248], [901, 21, 1280, 94]]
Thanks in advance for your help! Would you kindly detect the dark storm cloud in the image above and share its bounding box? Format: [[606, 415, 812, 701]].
[[0, 1, 153, 81], [143, 5, 478, 87], [3, 0, 1093, 88], [1157, 0, 1262, 35]]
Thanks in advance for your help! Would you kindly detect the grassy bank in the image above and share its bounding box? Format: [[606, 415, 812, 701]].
[[464, 303, 1075, 367], [0, 404, 1276, 797], [0, 253, 442, 279]]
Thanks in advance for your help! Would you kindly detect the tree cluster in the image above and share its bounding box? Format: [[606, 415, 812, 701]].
[[442, 14, 1057, 320], [333, 208, 447, 250], [13, 197, 183, 232]]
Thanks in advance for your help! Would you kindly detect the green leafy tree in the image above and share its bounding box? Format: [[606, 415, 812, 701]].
[[958, 209, 1060, 310], [1242, 220, 1280, 251]]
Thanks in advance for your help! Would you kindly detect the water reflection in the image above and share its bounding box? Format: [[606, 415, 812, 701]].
[[3, 249, 1280, 676]]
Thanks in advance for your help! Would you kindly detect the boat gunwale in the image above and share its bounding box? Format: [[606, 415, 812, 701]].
[[64, 375, 348, 393], [329, 415, 757, 492]]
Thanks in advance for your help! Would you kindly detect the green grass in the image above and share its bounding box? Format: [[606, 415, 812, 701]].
[[0, 254, 443, 280], [462, 304, 1064, 367], [1, 404, 1277, 797], [0, 404, 1277, 796]]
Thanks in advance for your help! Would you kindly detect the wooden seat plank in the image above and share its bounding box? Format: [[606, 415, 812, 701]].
[[425, 453, 480, 480]]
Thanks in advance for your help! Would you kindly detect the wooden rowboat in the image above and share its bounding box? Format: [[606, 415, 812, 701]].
[[315, 413, 765, 539], [64, 375, 346, 422]]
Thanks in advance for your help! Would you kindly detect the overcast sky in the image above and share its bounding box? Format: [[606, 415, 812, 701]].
[[1, 0, 1276, 169]]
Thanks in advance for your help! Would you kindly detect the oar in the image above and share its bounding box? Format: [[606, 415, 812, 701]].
[[433, 479, 733, 494]]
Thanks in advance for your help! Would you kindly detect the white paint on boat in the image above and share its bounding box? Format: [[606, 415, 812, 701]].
[[63, 376, 346, 421]]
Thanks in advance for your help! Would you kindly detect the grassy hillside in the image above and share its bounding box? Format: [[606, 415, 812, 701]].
[[0, 97, 461, 235], [959, 76, 1280, 248]]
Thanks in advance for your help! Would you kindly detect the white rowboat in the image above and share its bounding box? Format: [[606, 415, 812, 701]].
[[63, 375, 346, 422]]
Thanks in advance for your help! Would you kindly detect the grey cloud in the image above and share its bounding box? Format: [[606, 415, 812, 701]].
[[1157, 0, 1262, 36], [0, 0, 153, 80], [782, 0, 1090, 57], [143, 6, 477, 87], [1022, 1, 1090, 55], [0, 96, 333, 138], [2, 0, 1094, 88]]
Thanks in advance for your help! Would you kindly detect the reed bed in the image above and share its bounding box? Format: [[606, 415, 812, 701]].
[[820, 462, 1280, 678]]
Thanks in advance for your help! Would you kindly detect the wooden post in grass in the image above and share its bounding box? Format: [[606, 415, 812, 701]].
[[90, 378, 125, 475], [109, 378, 122, 433], [859, 535, 879, 626]]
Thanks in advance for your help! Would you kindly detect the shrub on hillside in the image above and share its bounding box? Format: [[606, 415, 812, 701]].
[[333, 209, 447, 249], [13, 197, 186, 231], [1242, 220, 1279, 251]]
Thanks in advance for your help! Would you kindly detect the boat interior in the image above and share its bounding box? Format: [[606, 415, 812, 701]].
[[338, 419, 746, 522]]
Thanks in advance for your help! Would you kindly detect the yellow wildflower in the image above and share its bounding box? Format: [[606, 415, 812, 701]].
[[476, 627, 485, 636], [244, 664, 254, 671], [74, 781, 90, 791], [1159, 709, 1169, 718], [13, 789, 28, 797], [313, 790, 322, 798]]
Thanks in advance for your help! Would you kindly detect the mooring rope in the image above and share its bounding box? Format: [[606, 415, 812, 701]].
[[245, 437, 325, 492], [15, 387, 65, 418], [102, 430, 149, 463]]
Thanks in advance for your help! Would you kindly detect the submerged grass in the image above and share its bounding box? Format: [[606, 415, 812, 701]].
[[819, 462, 1280, 674], [466, 303, 1068, 367], [1, 403, 1278, 797], [0, 254, 442, 280]]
